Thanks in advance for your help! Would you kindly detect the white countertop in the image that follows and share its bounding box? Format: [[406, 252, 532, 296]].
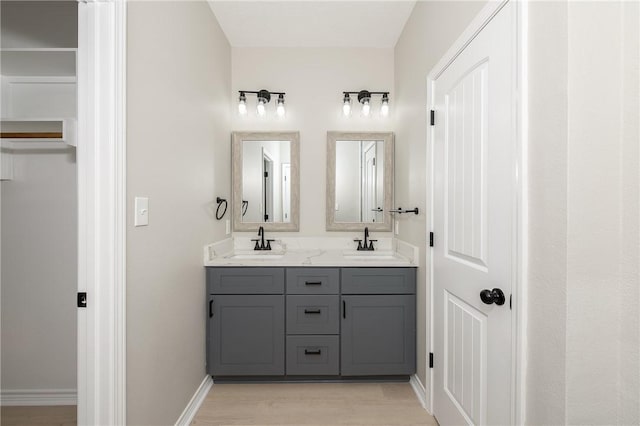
[[203, 237, 419, 268]]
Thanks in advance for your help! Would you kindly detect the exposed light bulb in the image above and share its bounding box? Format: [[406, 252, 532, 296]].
[[342, 94, 351, 116], [257, 99, 266, 116], [362, 99, 371, 116], [380, 94, 389, 116], [276, 95, 285, 117], [238, 92, 247, 115]]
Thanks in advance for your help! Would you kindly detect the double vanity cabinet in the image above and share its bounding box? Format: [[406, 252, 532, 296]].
[[206, 266, 416, 380]]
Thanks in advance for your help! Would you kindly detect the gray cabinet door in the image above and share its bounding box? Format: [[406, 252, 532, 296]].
[[208, 295, 284, 376], [341, 295, 416, 376]]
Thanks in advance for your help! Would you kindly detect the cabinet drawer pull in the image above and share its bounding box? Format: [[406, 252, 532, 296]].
[[343, 300, 346, 318], [305, 281, 322, 285], [304, 308, 321, 314], [209, 299, 214, 318], [304, 348, 322, 355]]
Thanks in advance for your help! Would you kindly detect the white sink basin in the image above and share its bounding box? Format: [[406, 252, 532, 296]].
[[342, 250, 402, 261], [227, 253, 285, 260]]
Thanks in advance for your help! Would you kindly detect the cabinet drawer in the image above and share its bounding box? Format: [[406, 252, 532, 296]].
[[208, 267, 284, 294], [341, 268, 415, 294], [286, 295, 339, 335], [286, 268, 339, 294], [286, 336, 339, 376]]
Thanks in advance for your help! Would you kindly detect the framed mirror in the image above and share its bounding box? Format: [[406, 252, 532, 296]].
[[326, 131, 394, 231], [232, 131, 300, 231]]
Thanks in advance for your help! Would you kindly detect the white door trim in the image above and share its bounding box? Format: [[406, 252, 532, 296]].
[[77, 0, 127, 424], [426, 0, 527, 423]]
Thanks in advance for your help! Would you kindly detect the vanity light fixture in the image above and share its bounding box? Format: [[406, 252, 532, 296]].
[[237, 89, 286, 117], [341, 90, 390, 117]]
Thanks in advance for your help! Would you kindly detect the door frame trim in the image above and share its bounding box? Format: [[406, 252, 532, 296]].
[[77, 0, 127, 424], [426, 1, 527, 423]]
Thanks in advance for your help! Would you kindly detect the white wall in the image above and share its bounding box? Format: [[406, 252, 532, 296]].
[[231, 47, 394, 237], [394, 0, 486, 394], [527, 1, 640, 424], [526, 2, 569, 422], [126, 1, 231, 424], [565, 1, 639, 423]]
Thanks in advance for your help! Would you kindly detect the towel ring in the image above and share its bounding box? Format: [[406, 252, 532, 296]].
[[215, 197, 228, 220]]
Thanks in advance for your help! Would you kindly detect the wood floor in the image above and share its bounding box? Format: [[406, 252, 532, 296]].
[[192, 382, 436, 425], [0, 405, 76, 426]]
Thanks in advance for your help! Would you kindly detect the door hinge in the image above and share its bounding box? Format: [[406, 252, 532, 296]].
[[429, 232, 434, 247], [429, 352, 434, 368], [264, 171, 269, 178], [77, 292, 87, 308], [430, 110, 435, 126]]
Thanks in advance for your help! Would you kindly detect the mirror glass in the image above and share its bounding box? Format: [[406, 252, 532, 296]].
[[326, 132, 394, 231], [232, 132, 299, 231]]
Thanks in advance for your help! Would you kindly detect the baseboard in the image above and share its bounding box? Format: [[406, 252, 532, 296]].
[[1, 389, 77, 406], [175, 375, 213, 426], [410, 374, 432, 414]]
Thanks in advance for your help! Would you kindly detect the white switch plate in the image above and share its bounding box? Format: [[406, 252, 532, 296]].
[[225, 219, 231, 235], [395, 221, 399, 235], [134, 197, 149, 227]]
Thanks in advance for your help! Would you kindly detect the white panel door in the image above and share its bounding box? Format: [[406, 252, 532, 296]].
[[432, 3, 515, 425]]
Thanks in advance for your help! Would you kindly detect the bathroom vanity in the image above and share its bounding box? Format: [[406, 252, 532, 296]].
[[205, 263, 416, 380]]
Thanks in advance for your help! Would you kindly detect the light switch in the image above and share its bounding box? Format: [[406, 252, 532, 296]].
[[134, 197, 149, 227], [225, 219, 231, 235], [395, 221, 399, 235]]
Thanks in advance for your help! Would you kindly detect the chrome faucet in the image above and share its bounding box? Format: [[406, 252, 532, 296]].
[[252, 226, 274, 251], [354, 226, 377, 251]]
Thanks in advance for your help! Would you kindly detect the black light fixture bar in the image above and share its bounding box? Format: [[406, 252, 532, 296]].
[[239, 90, 286, 96], [342, 90, 390, 117], [238, 89, 287, 117], [342, 91, 389, 96]]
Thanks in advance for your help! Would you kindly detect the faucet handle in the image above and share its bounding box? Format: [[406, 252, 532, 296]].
[[368, 239, 377, 250], [265, 239, 275, 250], [251, 238, 261, 250], [353, 239, 364, 250]]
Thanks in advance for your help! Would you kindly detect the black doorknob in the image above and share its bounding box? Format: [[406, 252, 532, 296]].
[[480, 288, 506, 305]]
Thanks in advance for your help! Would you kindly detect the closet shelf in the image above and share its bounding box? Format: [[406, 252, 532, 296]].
[[0, 118, 76, 149]]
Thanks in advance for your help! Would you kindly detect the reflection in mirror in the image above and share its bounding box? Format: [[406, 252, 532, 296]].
[[232, 132, 299, 231], [326, 132, 394, 231], [241, 140, 291, 223], [335, 140, 385, 223]]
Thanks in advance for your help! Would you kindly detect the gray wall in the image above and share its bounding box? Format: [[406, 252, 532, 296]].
[[393, 0, 486, 395], [0, 0, 78, 397], [230, 47, 394, 236], [1, 149, 77, 392], [126, 1, 231, 424]]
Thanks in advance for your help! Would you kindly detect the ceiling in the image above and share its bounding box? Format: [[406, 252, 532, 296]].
[[207, 1, 417, 48]]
